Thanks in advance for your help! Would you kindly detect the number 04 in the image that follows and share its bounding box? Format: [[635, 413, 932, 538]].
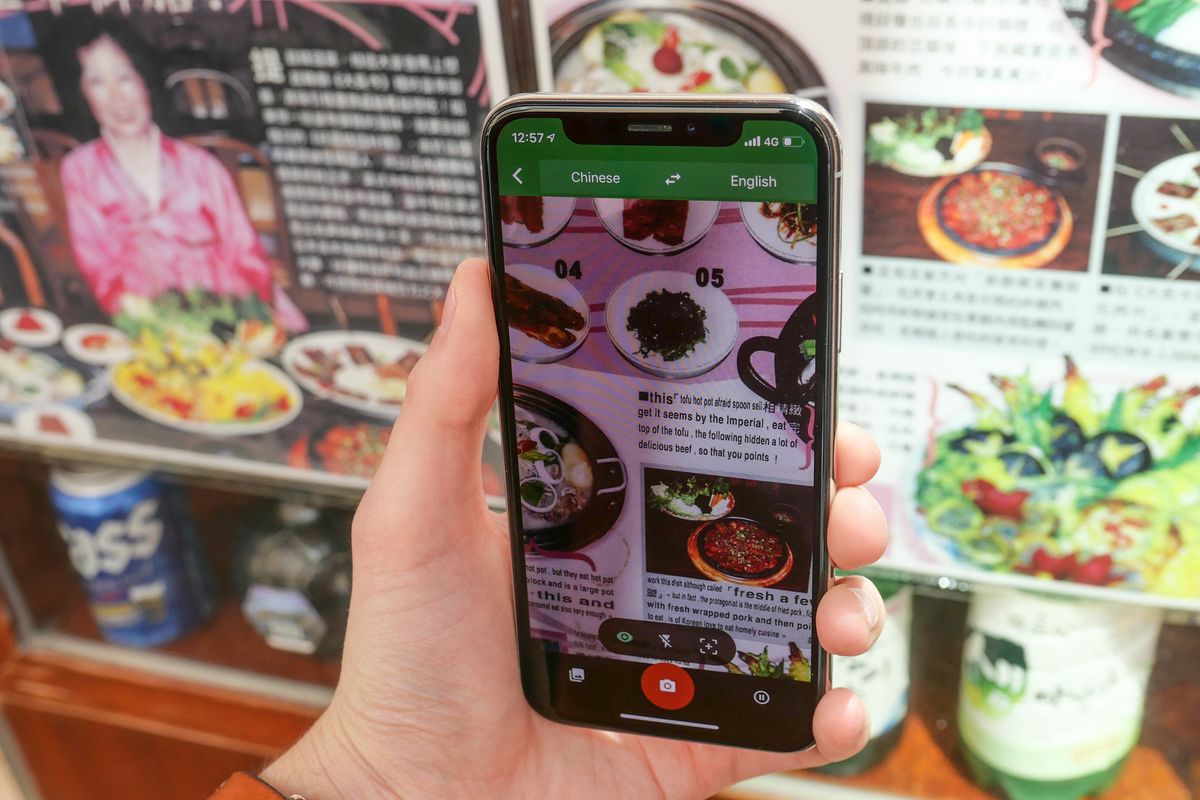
[[555, 259, 582, 279]]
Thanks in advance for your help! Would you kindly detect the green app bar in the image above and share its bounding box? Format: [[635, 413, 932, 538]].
[[496, 117, 818, 203], [503, 160, 816, 203]]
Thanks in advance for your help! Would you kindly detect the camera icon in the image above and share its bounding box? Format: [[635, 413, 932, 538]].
[[658, 678, 677, 694]]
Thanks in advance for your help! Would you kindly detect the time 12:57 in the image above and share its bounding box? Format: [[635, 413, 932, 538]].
[[512, 131, 556, 144]]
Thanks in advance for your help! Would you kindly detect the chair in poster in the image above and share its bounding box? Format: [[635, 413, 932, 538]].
[[166, 68, 255, 122]]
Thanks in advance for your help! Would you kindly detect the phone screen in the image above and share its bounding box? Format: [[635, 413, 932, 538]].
[[485, 103, 836, 750]]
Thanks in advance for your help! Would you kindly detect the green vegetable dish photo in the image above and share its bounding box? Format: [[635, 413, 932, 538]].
[[648, 474, 733, 521], [916, 357, 1200, 599]]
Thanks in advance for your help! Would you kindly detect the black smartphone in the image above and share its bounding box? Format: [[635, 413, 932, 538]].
[[481, 94, 840, 751]]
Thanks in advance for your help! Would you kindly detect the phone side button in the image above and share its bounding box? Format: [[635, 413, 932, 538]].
[[836, 270, 844, 353]]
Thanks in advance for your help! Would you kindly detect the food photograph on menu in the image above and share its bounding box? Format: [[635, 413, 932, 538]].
[[915, 357, 1200, 600], [1062, 0, 1200, 99], [0, 2, 504, 488], [862, 104, 1106, 272], [642, 466, 815, 595], [1103, 116, 1200, 281], [547, 0, 830, 107]]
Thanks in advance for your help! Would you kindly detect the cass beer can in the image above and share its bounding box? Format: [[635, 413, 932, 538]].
[[50, 466, 213, 647]]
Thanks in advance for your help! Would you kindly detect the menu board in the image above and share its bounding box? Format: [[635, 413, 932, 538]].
[[0, 0, 507, 495], [528, 0, 1200, 609]]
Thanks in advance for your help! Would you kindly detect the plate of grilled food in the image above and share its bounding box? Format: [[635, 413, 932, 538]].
[[594, 198, 720, 255], [503, 262, 591, 364], [501, 195, 577, 247]]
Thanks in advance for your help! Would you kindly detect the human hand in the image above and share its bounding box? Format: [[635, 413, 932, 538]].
[[262, 258, 889, 799]]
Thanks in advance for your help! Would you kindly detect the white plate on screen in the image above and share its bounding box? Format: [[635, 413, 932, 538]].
[[739, 201, 818, 264], [505, 262, 590, 364], [605, 270, 738, 379], [594, 198, 720, 255], [501, 196, 577, 247]]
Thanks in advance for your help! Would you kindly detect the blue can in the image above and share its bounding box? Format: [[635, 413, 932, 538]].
[[50, 466, 213, 648]]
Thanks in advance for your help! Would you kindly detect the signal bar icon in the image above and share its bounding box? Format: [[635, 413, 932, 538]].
[[743, 135, 763, 148]]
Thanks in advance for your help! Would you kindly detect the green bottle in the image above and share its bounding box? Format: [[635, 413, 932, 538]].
[[816, 577, 912, 776], [958, 588, 1162, 800]]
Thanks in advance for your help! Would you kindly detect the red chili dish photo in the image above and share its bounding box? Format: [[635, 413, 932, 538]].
[[937, 169, 1062, 255], [696, 518, 790, 581]]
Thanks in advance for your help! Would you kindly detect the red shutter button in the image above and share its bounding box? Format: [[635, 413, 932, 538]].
[[641, 663, 695, 710]]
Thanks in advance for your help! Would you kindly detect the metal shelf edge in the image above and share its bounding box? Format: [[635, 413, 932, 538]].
[[23, 630, 335, 710]]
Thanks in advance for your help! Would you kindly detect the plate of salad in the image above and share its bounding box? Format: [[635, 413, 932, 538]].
[[114, 290, 286, 359], [1062, 0, 1200, 98], [0, 340, 105, 420], [867, 107, 992, 178], [916, 357, 1200, 599], [648, 474, 734, 520], [551, 1, 828, 99]]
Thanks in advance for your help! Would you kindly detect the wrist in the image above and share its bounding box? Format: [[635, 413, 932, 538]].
[[261, 707, 394, 800]]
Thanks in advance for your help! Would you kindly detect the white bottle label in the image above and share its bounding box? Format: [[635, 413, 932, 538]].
[[833, 586, 912, 739], [958, 589, 1162, 782], [242, 584, 326, 655]]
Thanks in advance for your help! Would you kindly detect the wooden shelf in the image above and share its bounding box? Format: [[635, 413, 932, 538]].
[[0, 413, 509, 509], [50, 587, 341, 691]]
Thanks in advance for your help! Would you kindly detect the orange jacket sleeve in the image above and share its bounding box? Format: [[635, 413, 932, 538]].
[[207, 772, 285, 799]]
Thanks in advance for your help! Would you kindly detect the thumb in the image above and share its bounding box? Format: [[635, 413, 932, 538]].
[[354, 258, 499, 554]]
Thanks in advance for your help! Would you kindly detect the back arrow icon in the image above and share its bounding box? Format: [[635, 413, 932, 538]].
[[513, 167, 524, 185]]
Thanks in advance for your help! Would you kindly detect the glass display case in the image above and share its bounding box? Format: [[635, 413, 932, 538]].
[[0, 448, 1195, 796], [0, 0, 1196, 798]]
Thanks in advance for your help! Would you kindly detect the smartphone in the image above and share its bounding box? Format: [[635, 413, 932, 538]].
[[481, 94, 840, 751]]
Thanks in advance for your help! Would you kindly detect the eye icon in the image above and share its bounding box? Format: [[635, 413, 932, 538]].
[[616, 631, 634, 644]]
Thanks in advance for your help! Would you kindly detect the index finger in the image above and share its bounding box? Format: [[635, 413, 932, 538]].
[[835, 421, 881, 487]]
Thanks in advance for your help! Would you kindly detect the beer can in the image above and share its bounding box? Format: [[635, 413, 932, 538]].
[[50, 465, 214, 648]]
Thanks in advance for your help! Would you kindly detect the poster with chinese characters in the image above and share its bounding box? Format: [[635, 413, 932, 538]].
[[526, 0, 1200, 608], [0, 0, 508, 495]]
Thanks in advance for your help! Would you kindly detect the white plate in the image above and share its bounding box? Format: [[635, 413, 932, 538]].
[[281, 330, 427, 419], [1133, 152, 1200, 257], [505, 262, 590, 364], [883, 128, 993, 178], [739, 201, 818, 264], [605, 270, 739, 379], [0, 345, 105, 419], [63, 324, 132, 366], [502, 196, 577, 247], [14, 405, 96, 442], [0, 307, 62, 348], [594, 198, 720, 255], [110, 359, 302, 437]]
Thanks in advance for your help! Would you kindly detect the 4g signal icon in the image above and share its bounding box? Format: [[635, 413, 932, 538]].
[[744, 135, 795, 148]]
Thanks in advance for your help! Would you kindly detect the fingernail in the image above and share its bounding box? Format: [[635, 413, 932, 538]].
[[850, 585, 881, 635], [856, 699, 871, 743]]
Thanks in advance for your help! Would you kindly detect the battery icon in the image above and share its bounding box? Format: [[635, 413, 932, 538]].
[[781, 136, 805, 148]]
